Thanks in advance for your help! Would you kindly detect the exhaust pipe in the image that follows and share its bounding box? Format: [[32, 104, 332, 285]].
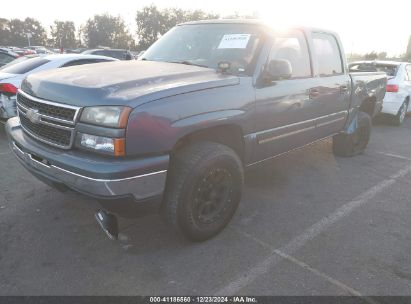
[[95, 209, 119, 240]]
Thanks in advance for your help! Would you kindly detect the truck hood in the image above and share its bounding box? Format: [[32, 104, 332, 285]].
[[21, 61, 240, 107]]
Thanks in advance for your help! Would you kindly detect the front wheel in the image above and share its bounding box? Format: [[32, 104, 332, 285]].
[[333, 111, 371, 157], [162, 142, 244, 242]]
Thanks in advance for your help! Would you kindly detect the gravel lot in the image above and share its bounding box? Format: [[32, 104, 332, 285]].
[[0, 119, 411, 296]]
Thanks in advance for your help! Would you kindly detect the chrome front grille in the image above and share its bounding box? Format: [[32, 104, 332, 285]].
[[18, 93, 77, 121], [16, 90, 81, 149], [19, 114, 73, 147]]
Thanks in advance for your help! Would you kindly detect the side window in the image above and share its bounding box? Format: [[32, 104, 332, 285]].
[[125, 51, 133, 60], [0, 58, 49, 74], [0, 53, 15, 65], [94, 50, 106, 56], [268, 30, 311, 78], [312, 33, 343, 76], [61, 59, 93, 67], [108, 51, 125, 60], [61, 59, 110, 68]]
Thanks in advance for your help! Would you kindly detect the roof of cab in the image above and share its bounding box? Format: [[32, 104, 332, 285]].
[[177, 19, 337, 36], [179, 19, 266, 26]]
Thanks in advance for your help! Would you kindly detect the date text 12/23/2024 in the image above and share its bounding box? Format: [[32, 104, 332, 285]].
[[149, 297, 257, 303]]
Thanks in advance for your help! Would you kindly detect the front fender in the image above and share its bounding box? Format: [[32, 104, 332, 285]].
[[126, 109, 248, 156], [124, 78, 255, 157]]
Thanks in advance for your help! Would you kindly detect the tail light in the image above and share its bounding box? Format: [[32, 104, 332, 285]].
[[386, 84, 399, 93], [0, 83, 18, 95]]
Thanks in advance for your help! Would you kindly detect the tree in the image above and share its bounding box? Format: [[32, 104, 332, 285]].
[[174, 8, 219, 23], [224, 12, 260, 19], [377, 52, 387, 60], [135, 5, 219, 50], [363, 51, 378, 60], [7, 18, 47, 47], [50, 21, 77, 48], [82, 14, 135, 49], [0, 18, 9, 45], [135, 5, 166, 50]]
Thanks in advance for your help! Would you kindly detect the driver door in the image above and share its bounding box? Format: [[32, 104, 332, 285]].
[[252, 30, 319, 162]]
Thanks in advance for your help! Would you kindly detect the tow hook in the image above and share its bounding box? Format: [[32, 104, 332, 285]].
[[95, 209, 119, 240]]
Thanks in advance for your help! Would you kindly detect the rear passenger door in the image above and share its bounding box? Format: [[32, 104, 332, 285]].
[[310, 32, 350, 137], [253, 30, 319, 162]]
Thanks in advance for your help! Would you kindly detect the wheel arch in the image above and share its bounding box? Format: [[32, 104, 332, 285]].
[[171, 124, 246, 162]]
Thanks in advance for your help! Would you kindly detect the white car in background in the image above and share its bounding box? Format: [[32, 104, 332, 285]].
[[349, 61, 411, 125], [0, 54, 118, 122]]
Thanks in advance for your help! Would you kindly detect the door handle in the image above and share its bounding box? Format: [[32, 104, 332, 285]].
[[309, 88, 320, 99]]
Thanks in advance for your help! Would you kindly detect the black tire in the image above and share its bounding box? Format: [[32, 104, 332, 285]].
[[392, 100, 408, 126], [162, 141, 244, 242], [333, 111, 371, 157]]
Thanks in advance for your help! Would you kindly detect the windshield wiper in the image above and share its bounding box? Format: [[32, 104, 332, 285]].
[[169, 61, 209, 68]]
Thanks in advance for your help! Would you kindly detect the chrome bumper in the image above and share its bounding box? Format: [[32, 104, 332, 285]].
[[10, 140, 167, 201]]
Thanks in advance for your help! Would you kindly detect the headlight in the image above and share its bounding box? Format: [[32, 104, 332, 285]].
[[79, 133, 125, 156], [80, 106, 132, 128]]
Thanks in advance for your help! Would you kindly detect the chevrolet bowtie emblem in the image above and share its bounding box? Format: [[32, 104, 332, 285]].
[[26, 109, 41, 124]]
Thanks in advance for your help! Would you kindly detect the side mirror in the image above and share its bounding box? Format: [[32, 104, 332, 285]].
[[263, 59, 292, 83]]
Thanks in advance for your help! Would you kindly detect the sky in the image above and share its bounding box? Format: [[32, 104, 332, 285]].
[[4, 0, 411, 56]]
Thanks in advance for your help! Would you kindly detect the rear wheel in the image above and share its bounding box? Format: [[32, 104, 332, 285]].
[[392, 100, 408, 126], [162, 142, 244, 241], [333, 111, 371, 157]]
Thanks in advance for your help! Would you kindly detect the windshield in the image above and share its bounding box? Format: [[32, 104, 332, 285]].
[[142, 23, 264, 75], [0, 57, 49, 74]]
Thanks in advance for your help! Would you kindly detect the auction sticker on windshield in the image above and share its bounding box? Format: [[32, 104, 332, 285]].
[[218, 34, 251, 49]]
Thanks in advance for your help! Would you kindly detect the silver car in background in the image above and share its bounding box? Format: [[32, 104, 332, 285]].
[[0, 54, 118, 122], [349, 61, 411, 125]]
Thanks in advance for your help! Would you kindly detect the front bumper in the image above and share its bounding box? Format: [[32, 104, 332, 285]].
[[6, 117, 169, 201]]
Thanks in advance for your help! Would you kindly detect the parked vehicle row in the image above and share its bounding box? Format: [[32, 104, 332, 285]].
[[1, 46, 138, 60], [5, 20, 388, 242], [0, 54, 118, 121], [1, 46, 45, 56], [82, 48, 134, 60]]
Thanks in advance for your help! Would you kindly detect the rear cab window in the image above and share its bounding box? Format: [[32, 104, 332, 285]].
[[0, 57, 50, 74], [312, 33, 344, 76]]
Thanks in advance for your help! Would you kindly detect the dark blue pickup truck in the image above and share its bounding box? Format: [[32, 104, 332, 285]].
[[6, 20, 386, 241]]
